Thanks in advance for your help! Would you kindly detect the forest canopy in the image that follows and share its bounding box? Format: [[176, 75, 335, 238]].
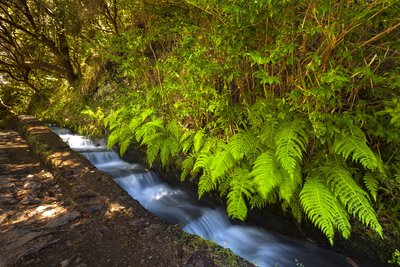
[[1, 0, 399, 249]]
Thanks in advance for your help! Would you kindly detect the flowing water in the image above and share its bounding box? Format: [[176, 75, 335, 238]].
[[50, 127, 352, 267]]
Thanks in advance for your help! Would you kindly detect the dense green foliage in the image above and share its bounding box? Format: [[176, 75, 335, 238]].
[[1, 0, 399, 250]]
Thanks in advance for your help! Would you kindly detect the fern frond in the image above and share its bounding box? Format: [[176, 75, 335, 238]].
[[211, 150, 236, 181], [300, 179, 349, 245], [333, 125, 378, 170], [201, 137, 219, 154], [107, 128, 122, 149], [135, 118, 164, 143], [104, 108, 123, 130], [181, 155, 195, 181], [363, 171, 380, 201], [259, 122, 277, 148], [198, 172, 214, 198], [193, 130, 205, 153], [228, 129, 259, 160], [180, 131, 193, 154], [140, 108, 155, 122], [107, 126, 131, 150], [250, 190, 278, 209], [250, 151, 282, 199], [128, 116, 144, 133], [327, 167, 382, 237], [275, 120, 308, 180], [288, 199, 303, 223], [279, 166, 302, 203], [160, 137, 179, 166], [167, 120, 182, 139], [141, 132, 164, 146], [194, 153, 214, 197], [227, 168, 254, 221], [218, 175, 233, 197], [147, 145, 160, 167], [333, 201, 352, 240], [119, 136, 133, 156]]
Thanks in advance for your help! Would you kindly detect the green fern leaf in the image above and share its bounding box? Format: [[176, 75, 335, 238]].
[[211, 150, 236, 181], [180, 131, 193, 154], [160, 139, 171, 166], [194, 153, 214, 197], [160, 137, 180, 166], [181, 155, 195, 181], [275, 120, 308, 180], [198, 172, 214, 198], [167, 120, 182, 139], [279, 166, 302, 203], [333, 125, 378, 170], [147, 145, 160, 167], [228, 129, 258, 160], [107, 127, 131, 149], [193, 130, 206, 153], [227, 168, 254, 221], [333, 201, 352, 240], [140, 108, 155, 122], [136, 118, 164, 143], [218, 175, 233, 197], [107, 129, 122, 149], [288, 199, 303, 223], [259, 122, 277, 148], [141, 132, 164, 146], [119, 136, 133, 156], [201, 137, 218, 154], [250, 191, 279, 209], [363, 171, 379, 201], [327, 167, 382, 237], [104, 108, 123, 130], [129, 116, 144, 133], [250, 151, 282, 199], [300, 179, 349, 245]]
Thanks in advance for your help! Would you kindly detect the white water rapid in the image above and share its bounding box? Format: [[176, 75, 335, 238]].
[[50, 127, 352, 267]]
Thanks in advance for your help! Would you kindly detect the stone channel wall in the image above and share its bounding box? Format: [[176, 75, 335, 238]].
[[15, 115, 253, 266]]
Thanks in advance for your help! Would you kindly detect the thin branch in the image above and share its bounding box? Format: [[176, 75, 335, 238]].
[[361, 21, 400, 47], [0, 96, 16, 115]]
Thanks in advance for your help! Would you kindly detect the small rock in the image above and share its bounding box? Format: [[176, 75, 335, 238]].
[[129, 218, 145, 228], [83, 204, 104, 213], [149, 224, 163, 232], [45, 211, 81, 228], [23, 181, 40, 189], [0, 178, 16, 188], [20, 194, 39, 205], [60, 258, 71, 267], [74, 257, 82, 264], [94, 229, 104, 238], [75, 187, 96, 198]]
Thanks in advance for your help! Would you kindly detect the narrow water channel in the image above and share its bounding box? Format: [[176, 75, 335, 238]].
[[50, 127, 352, 267]]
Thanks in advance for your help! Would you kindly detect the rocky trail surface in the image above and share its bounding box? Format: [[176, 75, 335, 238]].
[[0, 116, 252, 267]]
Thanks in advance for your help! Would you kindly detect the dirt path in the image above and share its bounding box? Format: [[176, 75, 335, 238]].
[[0, 119, 252, 267]]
